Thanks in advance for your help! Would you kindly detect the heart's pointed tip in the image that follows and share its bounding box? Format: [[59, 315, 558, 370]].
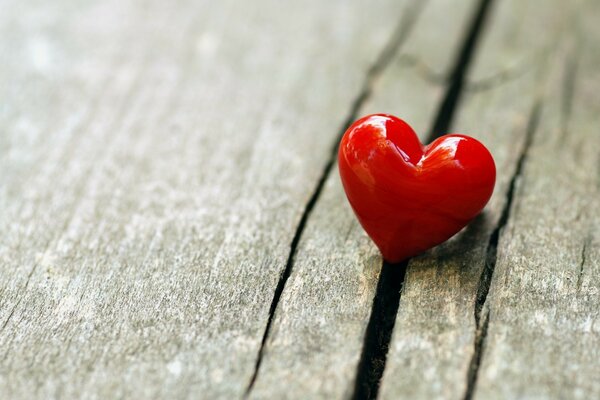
[[382, 257, 409, 265], [381, 250, 416, 265]]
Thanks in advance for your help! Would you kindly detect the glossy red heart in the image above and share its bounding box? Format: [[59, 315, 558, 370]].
[[338, 114, 496, 263]]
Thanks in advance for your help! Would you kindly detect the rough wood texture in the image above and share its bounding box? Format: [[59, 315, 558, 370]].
[[472, 1, 600, 397], [1, 0, 599, 399], [380, 1, 600, 399], [248, 1, 480, 399], [0, 0, 406, 398]]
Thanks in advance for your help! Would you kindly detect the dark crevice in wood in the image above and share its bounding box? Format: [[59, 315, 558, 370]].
[[352, 261, 407, 400], [244, 158, 331, 396], [464, 309, 490, 399], [352, 0, 497, 397], [244, 2, 425, 396], [576, 234, 591, 292], [427, 0, 495, 141], [362, 0, 428, 85], [464, 101, 542, 400]]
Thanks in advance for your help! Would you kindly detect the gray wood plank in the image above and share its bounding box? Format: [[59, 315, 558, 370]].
[[381, 1, 596, 399], [247, 1, 481, 399], [472, 1, 600, 398], [0, 0, 407, 398]]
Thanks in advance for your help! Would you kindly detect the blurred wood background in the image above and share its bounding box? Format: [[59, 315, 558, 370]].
[[1, 0, 598, 399]]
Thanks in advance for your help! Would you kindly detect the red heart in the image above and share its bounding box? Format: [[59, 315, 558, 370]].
[[338, 114, 496, 263]]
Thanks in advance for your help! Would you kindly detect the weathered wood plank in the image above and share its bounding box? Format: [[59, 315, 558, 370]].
[[0, 0, 407, 398], [472, 1, 600, 397], [380, 1, 597, 399], [247, 1, 481, 399]]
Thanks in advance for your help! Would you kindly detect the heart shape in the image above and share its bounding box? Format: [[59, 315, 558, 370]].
[[338, 114, 496, 263]]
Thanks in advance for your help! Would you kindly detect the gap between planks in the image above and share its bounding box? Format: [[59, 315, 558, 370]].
[[244, 1, 425, 394], [354, 0, 496, 398], [464, 100, 541, 400], [246, 0, 502, 397]]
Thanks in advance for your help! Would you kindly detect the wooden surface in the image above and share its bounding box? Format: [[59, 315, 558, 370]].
[[1, 0, 598, 399], [379, 1, 585, 399], [248, 1, 480, 398]]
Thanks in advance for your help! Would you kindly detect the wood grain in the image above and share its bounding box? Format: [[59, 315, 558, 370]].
[[248, 1, 481, 399], [1, 0, 598, 399], [380, 1, 599, 399], [472, 1, 600, 397], [0, 0, 406, 398]]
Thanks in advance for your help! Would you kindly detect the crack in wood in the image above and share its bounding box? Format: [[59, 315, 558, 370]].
[[428, 0, 495, 142], [352, 261, 407, 400], [464, 100, 542, 400], [243, 2, 426, 395], [464, 309, 490, 400], [576, 234, 591, 292], [353, 0, 497, 398]]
